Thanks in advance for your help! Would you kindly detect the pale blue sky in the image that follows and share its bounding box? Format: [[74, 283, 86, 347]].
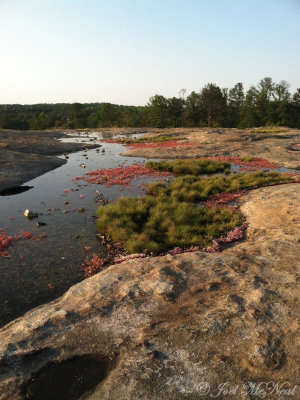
[[0, 0, 299, 105]]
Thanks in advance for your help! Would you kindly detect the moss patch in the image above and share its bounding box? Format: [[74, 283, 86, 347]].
[[96, 158, 293, 255], [146, 171, 292, 202], [146, 159, 230, 175], [117, 135, 186, 144], [97, 196, 244, 255], [249, 127, 288, 134]]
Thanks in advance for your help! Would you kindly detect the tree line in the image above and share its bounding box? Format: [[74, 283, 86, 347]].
[[0, 77, 299, 130]]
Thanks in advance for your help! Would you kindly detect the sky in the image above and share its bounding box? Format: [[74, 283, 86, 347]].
[[0, 0, 299, 105]]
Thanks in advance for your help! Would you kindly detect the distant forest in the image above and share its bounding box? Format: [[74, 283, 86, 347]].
[[1, 77, 299, 130]]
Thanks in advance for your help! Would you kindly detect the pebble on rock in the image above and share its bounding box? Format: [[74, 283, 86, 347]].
[[35, 222, 47, 228], [24, 209, 38, 219]]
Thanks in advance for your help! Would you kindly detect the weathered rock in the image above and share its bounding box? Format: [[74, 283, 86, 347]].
[[0, 184, 299, 399], [122, 128, 300, 169]]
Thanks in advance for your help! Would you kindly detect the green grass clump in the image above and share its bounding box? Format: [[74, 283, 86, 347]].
[[146, 159, 231, 175], [241, 156, 253, 162], [97, 196, 244, 255], [249, 127, 287, 134], [118, 135, 185, 144], [96, 167, 292, 255], [146, 171, 292, 202]]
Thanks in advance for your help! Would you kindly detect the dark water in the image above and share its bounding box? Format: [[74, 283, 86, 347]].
[[25, 356, 112, 400], [0, 186, 34, 196], [0, 131, 156, 327]]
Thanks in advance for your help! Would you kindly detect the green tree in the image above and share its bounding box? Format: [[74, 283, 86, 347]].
[[200, 83, 227, 127], [146, 95, 168, 128], [185, 91, 202, 126], [167, 97, 184, 127], [273, 80, 290, 102], [269, 81, 291, 125], [256, 77, 275, 124], [123, 106, 144, 127], [291, 88, 300, 127], [69, 103, 87, 128], [99, 103, 118, 127], [178, 88, 187, 126], [240, 86, 259, 128], [228, 83, 245, 126], [87, 112, 100, 128], [38, 112, 50, 129]]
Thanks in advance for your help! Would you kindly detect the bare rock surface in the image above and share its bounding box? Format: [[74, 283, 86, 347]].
[[0, 130, 98, 155], [0, 184, 299, 399]]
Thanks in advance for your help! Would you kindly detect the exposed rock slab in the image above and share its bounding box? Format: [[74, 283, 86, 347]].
[[122, 128, 300, 169], [0, 184, 299, 399], [0, 130, 98, 155]]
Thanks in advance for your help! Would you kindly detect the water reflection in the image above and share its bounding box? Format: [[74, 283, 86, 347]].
[[0, 185, 34, 196]]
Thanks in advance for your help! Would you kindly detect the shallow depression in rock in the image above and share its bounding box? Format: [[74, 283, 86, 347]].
[[25, 356, 113, 400]]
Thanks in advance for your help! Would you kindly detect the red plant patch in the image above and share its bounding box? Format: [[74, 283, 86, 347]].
[[81, 254, 109, 278], [206, 156, 279, 171], [204, 221, 248, 253], [73, 162, 172, 189], [165, 246, 200, 256], [35, 232, 47, 242], [114, 253, 147, 264], [205, 190, 247, 208], [0, 232, 13, 258], [0, 230, 47, 258], [0, 230, 32, 258]]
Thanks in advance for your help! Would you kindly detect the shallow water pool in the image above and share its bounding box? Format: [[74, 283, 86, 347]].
[[0, 131, 156, 326]]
